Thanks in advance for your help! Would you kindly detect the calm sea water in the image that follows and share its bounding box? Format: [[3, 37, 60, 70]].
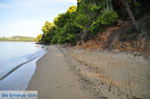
[[0, 42, 46, 90]]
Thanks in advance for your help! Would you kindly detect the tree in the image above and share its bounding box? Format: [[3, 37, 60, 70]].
[[67, 6, 77, 13], [42, 21, 54, 35], [35, 34, 43, 42], [41, 21, 55, 43], [51, 5, 79, 44], [121, 0, 140, 32]]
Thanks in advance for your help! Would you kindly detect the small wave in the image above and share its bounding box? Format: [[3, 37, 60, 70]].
[[0, 49, 46, 80]]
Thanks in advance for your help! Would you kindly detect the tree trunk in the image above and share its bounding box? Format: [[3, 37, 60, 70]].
[[81, 29, 88, 41], [107, 0, 113, 9], [122, 0, 140, 32]]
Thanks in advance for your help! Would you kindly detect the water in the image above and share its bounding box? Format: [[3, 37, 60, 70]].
[[0, 42, 46, 90]]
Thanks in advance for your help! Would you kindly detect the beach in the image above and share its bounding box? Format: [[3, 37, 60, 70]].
[[27, 45, 150, 99], [27, 45, 91, 99]]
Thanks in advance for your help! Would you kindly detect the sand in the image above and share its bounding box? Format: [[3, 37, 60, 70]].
[[27, 45, 150, 99], [64, 47, 150, 99], [27, 45, 91, 99]]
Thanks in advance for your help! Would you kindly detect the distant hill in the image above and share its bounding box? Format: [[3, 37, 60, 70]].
[[0, 36, 35, 42]]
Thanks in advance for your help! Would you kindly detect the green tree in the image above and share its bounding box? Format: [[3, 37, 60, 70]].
[[35, 34, 43, 42], [52, 5, 79, 44], [41, 21, 55, 43]]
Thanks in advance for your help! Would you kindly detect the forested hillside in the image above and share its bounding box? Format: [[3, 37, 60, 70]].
[[38, 0, 150, 52]]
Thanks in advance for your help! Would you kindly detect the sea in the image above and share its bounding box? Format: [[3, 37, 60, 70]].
[[0, 42, 46, 90]]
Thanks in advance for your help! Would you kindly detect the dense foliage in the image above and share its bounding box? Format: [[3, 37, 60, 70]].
[[38, 0, 149, 44]]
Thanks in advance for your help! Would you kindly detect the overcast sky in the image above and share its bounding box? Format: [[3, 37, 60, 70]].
[[0, 0, 77, 37]]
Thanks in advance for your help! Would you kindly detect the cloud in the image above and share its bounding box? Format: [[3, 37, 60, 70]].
[[0, 0, 77, 37], [0, 3, 10, 8]]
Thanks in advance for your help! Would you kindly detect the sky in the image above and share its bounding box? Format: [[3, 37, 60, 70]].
[[0, 0, 77, 37]]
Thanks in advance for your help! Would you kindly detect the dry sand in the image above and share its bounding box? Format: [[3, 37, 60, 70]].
[[27, 45, 91, 99], [64, 48, 150, 99]]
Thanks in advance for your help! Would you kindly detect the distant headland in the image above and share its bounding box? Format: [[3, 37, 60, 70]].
[[0, 36, 36, 42]]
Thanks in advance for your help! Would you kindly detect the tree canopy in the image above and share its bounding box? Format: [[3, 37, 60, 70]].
[[37, 0, 149, 44]]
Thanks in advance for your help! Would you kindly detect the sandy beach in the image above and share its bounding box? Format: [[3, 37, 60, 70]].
[[27, 45, 91, 99], [27, 45, 150, 99]]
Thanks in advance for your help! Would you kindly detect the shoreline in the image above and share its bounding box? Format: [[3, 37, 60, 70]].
[[0, 58, 39, 90], [0, 42, 47, 90]]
